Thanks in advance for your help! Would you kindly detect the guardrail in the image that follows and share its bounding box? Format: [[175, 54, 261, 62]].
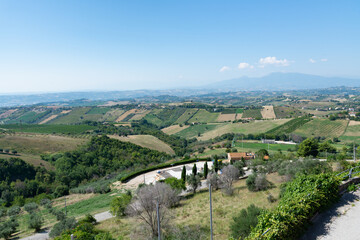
[[336, 166, 360, 180]]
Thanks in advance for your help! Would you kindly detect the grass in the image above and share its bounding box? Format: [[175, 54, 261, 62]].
[[143, 114, 164, 126], [49, 107, 91, 124], [242, 109, 262, 119], [0, 124, 97, 134], [0, 152, 54, 170], [234, 142, 296, 153], [6, 110, 51, 124], [340, 123, 360, 144], [188, 109, 220, 123], [294, 118, 349, 138], [197, 119, 291, 141], [108, 135, 175, 155], [175, 109, 198, 124], [0, 134, 88, 154], [96, 173, 283, 240], [174, 124, 221, 139], [87, 107, 112, 115], [236, 108, 244, 114], [274, 106, 304, 118]]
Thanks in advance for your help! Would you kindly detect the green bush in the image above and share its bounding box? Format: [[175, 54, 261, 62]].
[[24, 202, 38, 213], [50, 217, 77, 238], [28, 213, 43, 232], [164, 177, 186, 191], [230, 204, 263, 239], [110, 193, 132, 217], [7, 206, 20, 217], [246, 173, 340, 239], [78, 214, 97, 225]]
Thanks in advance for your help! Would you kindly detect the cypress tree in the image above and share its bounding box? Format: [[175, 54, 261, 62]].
[[181, 165, 186, 183], [192, 164, 197, 176], [204, 162, 208, 179]]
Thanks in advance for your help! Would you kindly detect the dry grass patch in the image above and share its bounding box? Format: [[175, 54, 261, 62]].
[[161, 124, 189, 135], [0, 133, 87, 154], [39, 114, 58, 124], [217, 113, 236, 122], [129, 110, 150, 121], [349, 120, 360, 126], [0, 153, 54, 170], [52, 193, 96, 208], [108, 134, 175, 155], [261, 106, 276, 119]]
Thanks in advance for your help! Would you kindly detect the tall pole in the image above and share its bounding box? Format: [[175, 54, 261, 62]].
[[209, 183, 213, 240], [156, 200, 161, 240], [242, 135, 243, 148], [65, 196, 67, 216], [354, 142, 356, 162]]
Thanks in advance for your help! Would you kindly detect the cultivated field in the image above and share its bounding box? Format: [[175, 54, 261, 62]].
[[108, 135, 175, 155], [129, 110, 150, 121], [217, 113, 236, 122], [340, 122, 360, 144], [0, 134, 88, 154], [197, 119, 291, 141], [0, 124, 97, 134], [242, 109, 262, 119], [294, 119, 349, 138], [100, 109, 125, 122], [161, 124, 189, 135], [174, 123, 223, 139], [49, 107, 91, 124], [188, 109, 220, 123], [261, 106, 276, 119], [0, 152, 54, 170], [39, 114, 58, 124], [115, 109, 137, 122], [274, 106, 304, 118], [174, 109, 198, 124]]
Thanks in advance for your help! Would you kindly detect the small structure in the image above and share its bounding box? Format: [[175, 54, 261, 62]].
[[261, 139, 276, 144], [227, 152, 255, 161]]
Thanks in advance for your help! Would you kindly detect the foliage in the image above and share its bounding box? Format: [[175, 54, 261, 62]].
[[266, 116, 311, 135], [0, 217, 19, 239], [7, 206, 20, 216], [192, 164, 197, 175], [164, 177, 186, 191], [54, 221, 115, 240], [110, 193, 132, 217], [78, 214, 97, 225], [230, 204, 263, 239], [203, 162, 208, 179], [246, 173, 269, 192], [187, 174, 201, 194], [24, 202, 38, 213], [50, 217, 77, 238], [297, 138, 319, 157], [1, 124, 96, 134], [246, 173, 340, 239], [28, 212, 43, 232], [219, 165, 240, 195], [181, 166, 186, 183]]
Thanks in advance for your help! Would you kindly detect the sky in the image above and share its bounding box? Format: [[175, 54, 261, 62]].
[[0, 0, 359, 94]]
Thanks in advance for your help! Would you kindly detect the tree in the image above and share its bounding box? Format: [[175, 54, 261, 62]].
[[206, 173, 221, 190], [187, 174, 201, 194], [203, 162, 208, 179], [246, 173, 269, 191], [192, 164, 197, 176], [164, 177, 186, 191], [110, 193, 132, 217], [219, 165, 240, 195], [230, 204, 262, 239], [24, 202, 38, 213], [233, 161, 245, 177], [126, 182, 179, 238], [49, 217, 77, 238], [319, 142, 337, 154], [11, 150, 17, 155], [297, 138, 319, 157], [0, 218, 19, 239], [256, 149, 269, 160], [181, 166, 186, 184], [213, 158, 219, 173], [28, 213, 43, 232]]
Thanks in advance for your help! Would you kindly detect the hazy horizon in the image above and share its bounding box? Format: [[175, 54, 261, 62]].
[[1, 1, 359, 94]]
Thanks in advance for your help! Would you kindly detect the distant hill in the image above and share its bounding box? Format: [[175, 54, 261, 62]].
[[205, 72, 360, 91]]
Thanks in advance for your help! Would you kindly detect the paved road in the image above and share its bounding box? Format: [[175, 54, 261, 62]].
[[300, 189, 360, 240], [20, 211, 113, 240]]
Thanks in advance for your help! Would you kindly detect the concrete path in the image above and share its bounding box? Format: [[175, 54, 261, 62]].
[[300, 188, 360, 240], [20, 211, 113, 240]]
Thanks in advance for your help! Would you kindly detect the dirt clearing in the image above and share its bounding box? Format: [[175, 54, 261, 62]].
[[217, 113, 236, 122], [261, 106, 276, 119], [162, 124, 189, 135]]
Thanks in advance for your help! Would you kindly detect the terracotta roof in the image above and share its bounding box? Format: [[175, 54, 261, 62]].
[[228, 152, 255, 160]]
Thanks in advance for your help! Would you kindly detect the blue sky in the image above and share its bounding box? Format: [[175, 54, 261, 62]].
[[0, 0, 359, 93]]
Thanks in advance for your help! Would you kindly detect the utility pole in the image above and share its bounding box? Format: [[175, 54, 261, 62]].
[[144, 174, 145, 184], [354, 142, 356, 162], [242, 135, 244, 148], [209, 183, 213, 240], [156, 200, 161, 240], [65, 196, 67, 216]]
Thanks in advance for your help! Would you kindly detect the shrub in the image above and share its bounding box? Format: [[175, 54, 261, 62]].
[[24, 202, 38, 213], [230, 204, 263, 239], [7, 206, 20, 217], [164, 177, 186, 191], [79, 214, 97, 225], [110, 193, 132, 217], [246, 173, 340, 239], [54, 185, 69, 198], [254, 174, 269, 191], [0, 218, 19, 239], [28, 213, 43, 232], [246, 174, 257, 191], [49, 217, 77, 238]]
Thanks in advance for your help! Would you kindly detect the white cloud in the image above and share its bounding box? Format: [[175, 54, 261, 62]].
[[320, 58, 328, 62], [238, 62, 254, 69], [309, 58, 316, 63], [219, 66, 230, 72], [258, 56, 290, 67]]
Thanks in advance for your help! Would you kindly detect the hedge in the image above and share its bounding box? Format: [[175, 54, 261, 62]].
[[246, 173, 340, 240], [120, 157, 211, 183]]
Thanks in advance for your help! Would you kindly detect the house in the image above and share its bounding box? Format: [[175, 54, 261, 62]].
[[227, 152, 255, 161]]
